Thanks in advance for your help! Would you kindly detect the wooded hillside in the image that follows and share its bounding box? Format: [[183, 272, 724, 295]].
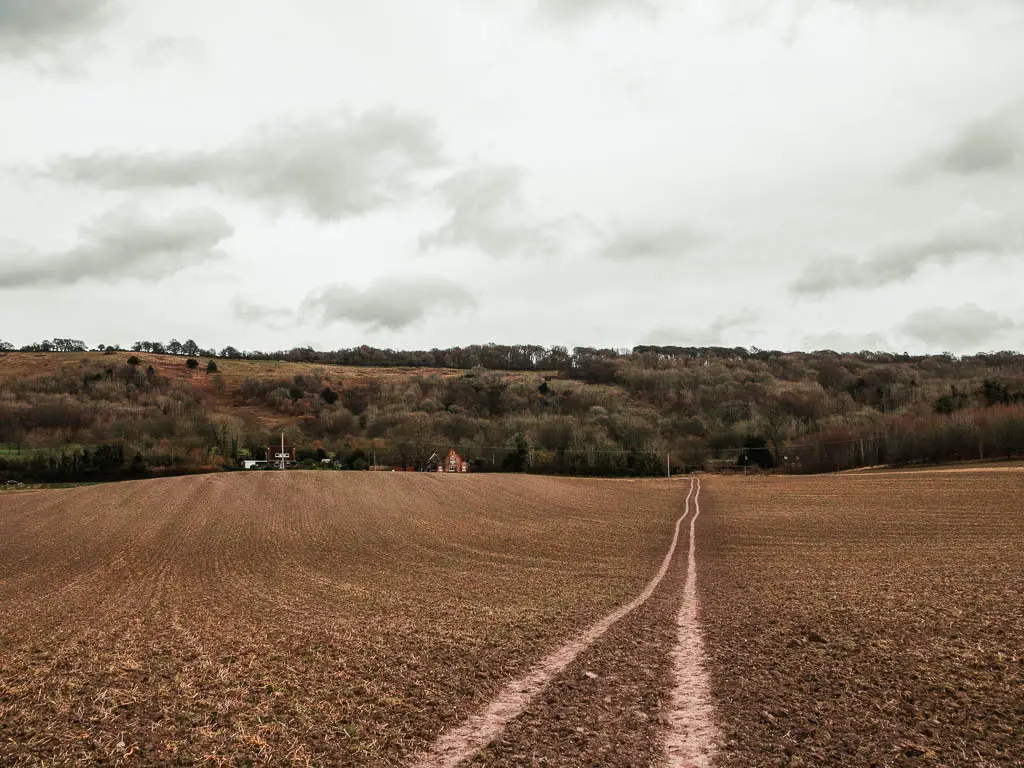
[[1, 343, 1022, 481]]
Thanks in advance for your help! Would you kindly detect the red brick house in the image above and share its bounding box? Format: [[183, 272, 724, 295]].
[[443, 448, 469, 473]]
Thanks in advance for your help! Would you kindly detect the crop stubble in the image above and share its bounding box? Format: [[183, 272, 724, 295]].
[[699, 470, 1024, 767], [0, 473, 680, 766]]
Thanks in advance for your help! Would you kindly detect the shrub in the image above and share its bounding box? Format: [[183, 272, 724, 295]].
[[206, 360, 218, 373], [186, 359, 199, 370]]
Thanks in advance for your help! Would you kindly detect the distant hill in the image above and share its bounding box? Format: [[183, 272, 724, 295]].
[[1, 346, 1022, 481]]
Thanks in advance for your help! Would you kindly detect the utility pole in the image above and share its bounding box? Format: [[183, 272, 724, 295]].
[[280, 430, 286, 471], [666, 452, 671, 479]]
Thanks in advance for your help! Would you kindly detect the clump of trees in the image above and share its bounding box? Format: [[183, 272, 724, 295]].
[[132, 339, 209, 357], [10, 338, 87, 353]]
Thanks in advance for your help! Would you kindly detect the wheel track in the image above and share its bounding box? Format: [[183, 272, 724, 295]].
[[663, 476, 721, 767], [411, 477, 698, 768]]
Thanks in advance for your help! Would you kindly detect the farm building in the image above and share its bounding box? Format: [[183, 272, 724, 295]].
[[267, 445, 297, 466], [443, 448, 469, 473], [426, 450, 469, 472]]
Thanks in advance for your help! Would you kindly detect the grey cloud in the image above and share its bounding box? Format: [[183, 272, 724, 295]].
[[601, 224, 706, 261], [421, 166, 564, 257], [52, 108, 445, 220], [913, 101, 1024, 177], [791, 227, 1022, 296], [900, 304, 1018, 351], [937, 102, 1024, 175], [0, 0, 115, 55], [232, 297, 295, 330], [0, 205, 232, 288], [302, 277, 476, 331]]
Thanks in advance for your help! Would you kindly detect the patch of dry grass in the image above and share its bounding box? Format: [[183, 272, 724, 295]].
[[0, 352, 551, 391]]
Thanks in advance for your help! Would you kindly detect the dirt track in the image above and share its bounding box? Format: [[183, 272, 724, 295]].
[[665, 478, 719, 767]]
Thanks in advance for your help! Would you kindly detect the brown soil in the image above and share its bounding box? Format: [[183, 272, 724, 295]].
[[0, 473, 680, 766], [454, 479, 697, 768], [841, 460, 1024, 475], [699, 470, 1024, 768], [6, 468, 1021, 767]]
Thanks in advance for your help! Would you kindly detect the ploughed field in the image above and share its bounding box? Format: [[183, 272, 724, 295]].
[[3, 468, 1023, 767], [0, 473, 681, 766], [700, 470, 1024, 767]]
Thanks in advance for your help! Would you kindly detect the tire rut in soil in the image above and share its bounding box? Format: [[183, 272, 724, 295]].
[[466, 518, 691, 767]]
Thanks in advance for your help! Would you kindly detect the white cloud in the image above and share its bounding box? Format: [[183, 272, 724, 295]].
[[535, 0, 659, 24], [643, 309, 760, 348], [135, 36, 208, 69], [801, 330, 892, 354]]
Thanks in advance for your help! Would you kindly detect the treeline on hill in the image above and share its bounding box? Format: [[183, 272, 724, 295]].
[[7, 337, 582, 368], [8, 336, 1024, 378], [1, 340, 1023, 482]]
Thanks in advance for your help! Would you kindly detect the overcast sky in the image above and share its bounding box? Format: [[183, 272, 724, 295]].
[[2, 0, 1022, 354]]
